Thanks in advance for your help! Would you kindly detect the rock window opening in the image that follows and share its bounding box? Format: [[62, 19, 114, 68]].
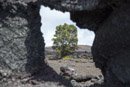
[[39, 5, 102, 86]]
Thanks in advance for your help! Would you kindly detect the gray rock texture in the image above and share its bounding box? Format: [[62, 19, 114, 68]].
[[0, 0, 130, 87], [0, 1, 45, 75], [41, 0, 105, 11]]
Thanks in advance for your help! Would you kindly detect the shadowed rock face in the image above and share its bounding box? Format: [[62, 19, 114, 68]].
[[93, 2, 130, 85], [92, 3, 130, 86], [41, 0, 106, 11], [0, 0, 130, 87]]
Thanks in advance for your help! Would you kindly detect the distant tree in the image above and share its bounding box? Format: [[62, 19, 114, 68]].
[[52, 23, 78, 58]]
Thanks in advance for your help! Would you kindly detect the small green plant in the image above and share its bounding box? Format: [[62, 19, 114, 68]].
[[63, 56, 72, 60]]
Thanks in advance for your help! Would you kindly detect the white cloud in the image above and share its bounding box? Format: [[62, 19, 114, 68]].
[[40, 6, 95, 47]]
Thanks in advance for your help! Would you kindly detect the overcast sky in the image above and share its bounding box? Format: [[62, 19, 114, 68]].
[[40, 6, 95, 47]]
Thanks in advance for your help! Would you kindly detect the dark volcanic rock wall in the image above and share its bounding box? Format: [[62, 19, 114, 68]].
[[25, 2, 45, 74], [0, 1, 45, 75], [92, 2, 130, 86], [70, 6, 113, 31], [41, 0, 105, 11], [0, 1, 29, 73]]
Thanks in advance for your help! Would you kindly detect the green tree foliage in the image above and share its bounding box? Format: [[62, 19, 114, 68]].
[[52, 23, 78, 58]]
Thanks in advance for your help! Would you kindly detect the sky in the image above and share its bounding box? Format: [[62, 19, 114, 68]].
[[40, 6, 95, 47]]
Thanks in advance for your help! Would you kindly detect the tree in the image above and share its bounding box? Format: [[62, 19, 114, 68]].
[[52, 23, 78, 58]]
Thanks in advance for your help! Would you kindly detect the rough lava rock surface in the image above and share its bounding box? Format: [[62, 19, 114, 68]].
[[0, 0, 45, 75], [0, 0, 130, 87]]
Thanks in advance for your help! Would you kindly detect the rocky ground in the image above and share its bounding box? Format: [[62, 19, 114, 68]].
[[0, 58, 103, 87], [44, 46, 103, 86], [0, 45, 103, 87], [46, 58, 103, 86], [47, 58, 101, 77]]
